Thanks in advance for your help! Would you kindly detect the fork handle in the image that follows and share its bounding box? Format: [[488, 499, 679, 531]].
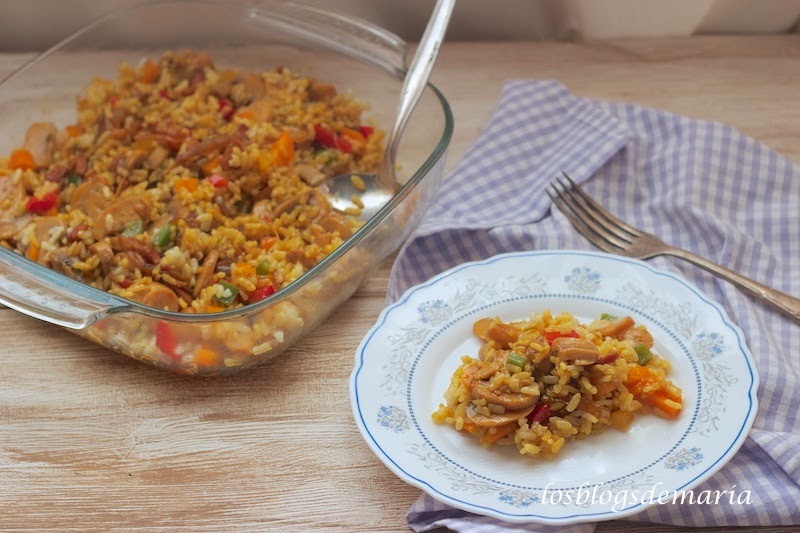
[[663, 248, 800, 323]]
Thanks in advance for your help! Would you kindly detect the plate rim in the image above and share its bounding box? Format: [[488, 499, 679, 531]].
[[350, 249, 760, 525]]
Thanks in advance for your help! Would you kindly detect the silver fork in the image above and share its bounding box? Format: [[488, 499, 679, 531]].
[[547, 173, 800, 323]]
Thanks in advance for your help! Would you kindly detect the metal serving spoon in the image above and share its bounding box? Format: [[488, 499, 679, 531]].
[[327, 0, 455, 219]]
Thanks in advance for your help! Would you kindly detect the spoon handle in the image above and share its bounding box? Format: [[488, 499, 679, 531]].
[[385, 0, 456, 175]]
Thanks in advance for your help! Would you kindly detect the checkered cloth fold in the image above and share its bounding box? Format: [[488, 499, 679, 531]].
[[386, 81, 800, 532]]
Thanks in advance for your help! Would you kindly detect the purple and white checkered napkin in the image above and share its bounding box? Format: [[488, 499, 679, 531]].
[[387, 80, 800, 532]]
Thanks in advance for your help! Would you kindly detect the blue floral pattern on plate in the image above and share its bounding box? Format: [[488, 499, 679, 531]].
[[499, 491, 540, 507], [565, 266, 601, 293], [665, 447, 704, 471], [377, 405, 409, 433], [417, 299, 451, 325], [695, 332, 724, 359]]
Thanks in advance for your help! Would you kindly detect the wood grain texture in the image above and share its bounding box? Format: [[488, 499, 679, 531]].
[[1, 37, 799, 531]]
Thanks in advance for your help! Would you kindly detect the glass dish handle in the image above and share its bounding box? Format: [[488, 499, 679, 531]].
[[248, 0, 410, 73], [0, 251, 127, 329]]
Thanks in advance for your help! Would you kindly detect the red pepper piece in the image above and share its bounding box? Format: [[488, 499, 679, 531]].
[[155, 321, 180, 362], [207, 174, 228, 188], [219, 98, 234, 121], [543, 330, 580, 345], [527, 403, 551, 426], [358, 125, 374, 138], [158, 88, 170, 99], [313, 124, 338, 149], [25, 191, 58, 214], [250, 284, 276, 303], [109, 96, 119, 108], [336, 136, 352, 154]]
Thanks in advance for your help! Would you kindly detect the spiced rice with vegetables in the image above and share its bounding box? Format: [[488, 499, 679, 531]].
[[432, 310, 683, 458], [0, 50, 383, 314]]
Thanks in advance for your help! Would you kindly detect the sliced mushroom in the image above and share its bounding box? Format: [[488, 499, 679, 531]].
[[120, 250, 150, 275], [23, 122, 57, 167], [147, 145, 168, 169], [123, 150, 148, 171], [474, 366, 501, 383], [92, 198, 151, 240], [128, 282, 180, 312], [44, 164, 68, 183], [308, 189, 332, 210], [295, 164, 326, 187], [471, 381, 539, 410], [620, 325, 654, 349], [89, 241, 115, 274], [49, 247, 79, 279], [461, 365, 489, 389], [109, 235, 161, 264], [466, 403, 536, 428], [194, 249, 219, 297], [550, 337, 599, 365], [161, 272, 189, 289], [180, 69, 206, 97], [220, 124, 248, 171], [486, 322, 521, 348], [70, 179, 111, 219], [176, 135, 229, 166], [32, 216, 66, 245], [461, 351, 508, 387], [597, 316, 635, 338], [317, 211, 352, 238], [0, 178, 27, 219], [273, 193, 308, 218], [134, 129, 185, 153]]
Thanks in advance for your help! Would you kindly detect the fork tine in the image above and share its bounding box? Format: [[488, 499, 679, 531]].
[[556, 176, 634, 244], [561, 173, 642, 237], [549, 180, 632, 250], [546, 187, 621, 254]]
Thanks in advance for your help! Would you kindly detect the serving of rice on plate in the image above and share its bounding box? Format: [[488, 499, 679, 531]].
[[432, 310, 683, 458]]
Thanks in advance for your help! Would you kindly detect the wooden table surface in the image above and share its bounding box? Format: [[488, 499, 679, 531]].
[[2, 37, 799, 532]]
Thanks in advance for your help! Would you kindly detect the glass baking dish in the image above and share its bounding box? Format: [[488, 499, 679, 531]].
[[0, 0, 452, 375]]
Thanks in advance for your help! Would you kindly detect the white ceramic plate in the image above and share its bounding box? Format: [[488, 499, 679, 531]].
[[350, 251, 758, 525]]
